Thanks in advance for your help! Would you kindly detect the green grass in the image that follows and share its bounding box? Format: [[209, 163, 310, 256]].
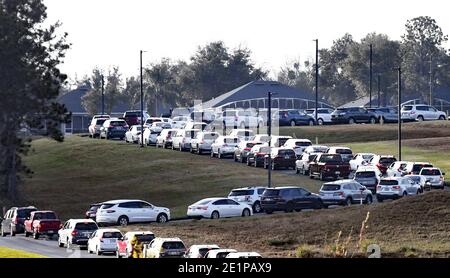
[[19, 136, 321, 220], [0, 246, 47, 258], [280, 121, 450, 144]]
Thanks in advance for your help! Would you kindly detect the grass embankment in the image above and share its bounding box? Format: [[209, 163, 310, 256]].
[[0, 246, 47, 258], [280, 121, 450, 144]]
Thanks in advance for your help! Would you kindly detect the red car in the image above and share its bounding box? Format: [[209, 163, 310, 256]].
[[24, 211, 61, 239], [309, 153, 351, 181], [116, 231, 155, 258]]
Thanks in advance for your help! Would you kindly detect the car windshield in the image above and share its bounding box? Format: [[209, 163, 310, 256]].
[[321, 184, 341, 191], [278, 138, 290, 146], [335, 149, 352, 155], [162, 241, 185, 249], [380, 158, 396, 165], [413, 164, 433, 173], [125, 112, 140, 117], [33, 212, 57, 220], [89, 205, 100, 212], [229, 190, 253, 196], [421, 169, 441, 175], [103, 232, 122, 239], [408, 176, 420, 183], [17, 209, 36, 218], [216, 252, 232, 258], [197, 200, 212, 205], [110, 121, 126, 126], [355, 172, 376, 178], [96, 119, 106, 125], [135, 234, 155, 242], [75, 222, 98, 230], [379, 180, 399, 186], [295, 141, 312, 147], [224, 138, 239, 144], [262, 189, 280, 197], [199, 248, 219, 257], [362, 155, 374, 160], [278, 150, 295, 156], [259, 147, 271, 153], [319, 155, 342, 163]]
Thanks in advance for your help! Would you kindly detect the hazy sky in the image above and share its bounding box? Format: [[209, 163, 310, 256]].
[[44, 0, 450, 80]]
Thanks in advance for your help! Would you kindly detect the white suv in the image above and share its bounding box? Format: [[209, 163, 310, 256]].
[[171, 129, 200, 151], [401, 105, 446, 121], [143, 237, 187, 258], [228, 187, 267, 213], [211, 136, 240, 158], [185, 245, 221, 258], [283, 139, 312, 157], [95, 200, 170, 226], [376, 177, 422, 202], [222, 109, 264, 129], [419, 167, 445, 189]]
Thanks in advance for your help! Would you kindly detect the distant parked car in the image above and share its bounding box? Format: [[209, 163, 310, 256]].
[[58, 219, 99, 249], [190, 110, 215, 124], [296, 152, 320, 175], [264, 147, 296, 170], [419, 167, 445, 189], [261, 186, 323, 214], [225, 252, 262, 258], [228, 129, 255, 141], [187, 198, 252, 219], [1, 206, 37, 237], [184, 121, 208, 131], [100, 118, 128, 140], [96, 199, 170, 226], [327, 146, 353, 162], [143, 237, 187, 258], [269, 136, 293, 148], [125, 125, 142, 144], [171, 116, 190, 129], [222, 109, 264, 129], [353, 166, 382, 193], [283, 139, 312, 158], [331, 107, 377, 124], [144, 117, 163, 126], [319, 180, 373, 207], [89, 117, 109, 138], [85, 203, 102, 220], [228, 186, 267, 213], [276, 110, 315, 126], [401, 105, 446, 122], [116, 231, 155, 258], [185, 245, 221, 258], [123, 110, 150, 126], [140, 127, 161, 146], [404, 174, 429, 191], [367, 107, 398, 123], [156, 129, 178, 149], [305, 108, 334, 125], [253, 134, 271, 143], [303, 145, 329, 154], [87, 228, 123, 256], [386, 161, 409, 177], [402, 162, 434, 175], [369, 155, 397, 174], [211, 136, 240, 159], [246, 145, 271, 167], [205, 249, 237, 258], [309, 153, 351, 181], [190, 131, 220, 154], [234, 141, 264, 163], [349, 153, 375, 171], [24, 210, 61, 239], [376, 177, 422, 202], [172, 129, 200, 151]]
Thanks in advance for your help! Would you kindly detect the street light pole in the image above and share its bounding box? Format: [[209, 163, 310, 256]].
[[397, 67, 402, 161], [314, 39, 319, 123], [267, 91, 272, 188], [101, 74, 105, 115], [429, 55, 433, 105], [140, 50, 144, 148], [369, 44, 373, 108], [377, 74, 381, 107]]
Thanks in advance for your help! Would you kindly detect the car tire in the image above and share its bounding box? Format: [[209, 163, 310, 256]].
[[247, 159, 251, 166], [417, 116, 424, 122], [58, 237, 64, 248], [348, 118, 356, 124], [234, 154, 238, 162], [211, 211, 220, 219], [271, 162, 276, 170], [345, 197, 352, 206], [0, 227, 5, 237], [290, 120, 296, 127], [33, 230, 39, 240], [116, 250, 121, 258], [118, 216, 129, 227], [252, 202, 262, 214], [66, 238, 72, 249], [25, 231, 30, 237], [96, 247, 102, 256], [218, 151, 222, 159], [10, 225, 15, 237], [210, 150, 215, 158], [439, 115, 445, 120], [296, 167, 300, 174], [285, 202, 294, 213], [370, 117, 377, 124], [403, 191, 408, 197], [318, 118, 324, 125], [308, 120, 314, 126], [197, 147, 202, 155], [156, 213, 168, 224], [365, 195, 373, 205], [242, 208, 251, 217], [379, 116, 385, 125]]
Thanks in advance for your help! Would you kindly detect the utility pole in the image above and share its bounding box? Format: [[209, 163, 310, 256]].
[[314, 39, 319, 123], [369, 44, 373, 108], [429, 55, 433, 105], [377, 74, 381, 107], [267, 91, 272, 188], [101, 74, 105, 115], [140, 50, 144, 148], [397, 67, 402, 161]]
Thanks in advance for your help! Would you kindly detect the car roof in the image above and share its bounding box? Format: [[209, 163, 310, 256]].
[[232, 186, 267, 191], [273, 186, 301, 190], [324, 179, 354, 185], [153, 237, 183, 242], [420, 167, 440, 171], [102, 199, 146, 204], [286, 139, 311, 142], [68, 219, 96, 223], [97, 228, 122, 233], [125, 231, 154, 236], [329, 146, 351, 150], [196, 197, 227, 203], [380, 177, 405, 181], [32, 210, 55, 214], [227, 252, 261, 257], [189, 245, 220, 249], [207, 249, 237, 254]]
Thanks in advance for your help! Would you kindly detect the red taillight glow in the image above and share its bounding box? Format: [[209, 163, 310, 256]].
[[71, 230, 78, 236], [196, 206, 208, 210], [244, 148, 252, 151], [392, 186, 401, 190], [12, 217, 18, 225]]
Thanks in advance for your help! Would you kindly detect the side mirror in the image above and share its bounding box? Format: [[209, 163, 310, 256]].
[[442, 173, 445, 176]]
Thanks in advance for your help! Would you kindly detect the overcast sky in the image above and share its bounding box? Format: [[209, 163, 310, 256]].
[[44, 0, 450, 80]]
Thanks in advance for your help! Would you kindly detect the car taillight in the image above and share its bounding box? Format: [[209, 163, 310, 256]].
[[392, 186, 401, 190], [124, 125, 129, 128], [109, 125, 114, 128], [334, 192, 345, 197], [12, 217, 18, 225], [37, 224, 42, 229], [377, 186, 382, 190], [411, 111, 416, 115], [99, 237, 104, 243], [71, 230, 78, 236], [244, 148, 252, 151], [197, 206, 208, 210], [106, 210, 115, 213]]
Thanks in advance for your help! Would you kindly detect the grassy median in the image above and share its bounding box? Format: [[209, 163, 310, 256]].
[[0, 246, 47, 258]]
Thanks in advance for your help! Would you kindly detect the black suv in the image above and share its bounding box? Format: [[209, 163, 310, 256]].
[[1, 206, 37, 236], [331, 107, 377, 124], [260, 187, 323, 214]]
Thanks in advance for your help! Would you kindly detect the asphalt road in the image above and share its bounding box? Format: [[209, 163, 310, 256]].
[[0, 234, 111, 258]]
